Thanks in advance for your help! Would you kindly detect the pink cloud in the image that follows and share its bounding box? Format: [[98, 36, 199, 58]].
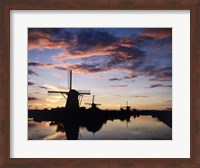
[[28, 61, 75, 72], [28, 61, 55, 69], [51, 50, 111, 63], [146, 84, 172, 88], [52, 73, 62, 78], [110, 85, 128, 88], [28, 31, 70, 50], [140, 28, 172, 39]]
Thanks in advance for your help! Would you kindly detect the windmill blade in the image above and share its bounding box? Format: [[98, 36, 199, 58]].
[[92, 95, 95, 104], [68, 70, 72, 90], [96, 104, 101, 106], [78, 90, 91, 95], [79, 92, 91, 95], [79, 94, 83, 106], [48, 91, 68, 99], [48, 91, 68, 94]]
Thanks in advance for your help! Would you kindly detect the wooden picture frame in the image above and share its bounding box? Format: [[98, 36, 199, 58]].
[[0, 0, 199, 167]]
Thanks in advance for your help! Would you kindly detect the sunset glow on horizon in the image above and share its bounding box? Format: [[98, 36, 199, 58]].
[[28, 28, 172, 110]]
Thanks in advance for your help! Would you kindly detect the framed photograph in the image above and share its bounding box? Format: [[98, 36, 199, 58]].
[[27, 27, 173, 141], [0, 0, 199, 168]]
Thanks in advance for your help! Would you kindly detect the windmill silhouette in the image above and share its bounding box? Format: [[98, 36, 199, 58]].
[[121, 101, 131, 111], [48, 70, 90, 113], [85, 95, 101, 109]]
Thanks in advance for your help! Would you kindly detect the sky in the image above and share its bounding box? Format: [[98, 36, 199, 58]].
[[28, 28, 172, 110]]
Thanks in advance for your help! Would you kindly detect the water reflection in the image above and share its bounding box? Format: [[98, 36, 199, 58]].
[[28, 109, 172, 140]]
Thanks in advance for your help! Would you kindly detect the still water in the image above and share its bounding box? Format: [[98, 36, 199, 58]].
[[28, 115, 172, 140]]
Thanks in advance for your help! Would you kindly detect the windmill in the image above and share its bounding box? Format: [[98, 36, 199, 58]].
[[121, 101, 131, 111], [48, 70, 90, 112], [85, 95, 101, 109]]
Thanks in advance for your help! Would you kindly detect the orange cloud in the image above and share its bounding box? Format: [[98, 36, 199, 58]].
[[28, 61, 55, 68], [28, 31, 70, 50], [52, 73, 62, 78], [43, 83, 67, 91], [110, 85, 128, 88], [51, 50, 111, 62], [140, 28, 172, 39]]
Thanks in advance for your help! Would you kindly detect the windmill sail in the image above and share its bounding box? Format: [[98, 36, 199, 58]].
[[85, 95, 101, 108], [48, 91, 68, 94], [48, 70, 90, 111], [78, 90, 91, 95], [69, 70, 72, 90]]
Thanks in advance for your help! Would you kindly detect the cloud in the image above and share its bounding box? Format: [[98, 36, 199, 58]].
[[51, 29, 118, 62], [52, 45, 170, 82], [123, 74, 138, 79], [118, 38, 138, 48], [28, 97, 39, 101], [110, 85, 128, 88], [28, 61, 71, 72], [134, 65, 172, 82], [28, 28, 74, 50], [28, 28, 117, 52], [110, 45, 146, 61], [52, 73, 62, 78], [146, 84, 172, 88], [109, 78, 122, 81], [28, 28, 172, 83], [133, 96, 148, 98], [76, 29, 118, 49], [148, 66, 172, 82], [109, 74, 137, 81], [53, 51, 111, 62], [54, 66, 69, 71], [28, 61, 54, 69], [71, 63, 112, 74], [39, 86, 48, 89], [43, 83, 67, 91], [68, 42, 146, 74], [28, 82, 35, 86], [28, 69, 39, 76], [139, 28, 172, 39]]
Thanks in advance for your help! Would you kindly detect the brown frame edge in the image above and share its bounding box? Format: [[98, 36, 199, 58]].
[[0, 0, 199, 168]]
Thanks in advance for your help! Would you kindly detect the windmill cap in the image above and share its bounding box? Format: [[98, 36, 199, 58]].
[[67, 89, 79, 96]]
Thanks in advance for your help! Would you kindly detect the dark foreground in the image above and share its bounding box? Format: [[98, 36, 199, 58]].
[[28, 107, 172, 140]]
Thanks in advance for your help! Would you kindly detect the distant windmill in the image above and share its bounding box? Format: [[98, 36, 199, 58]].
[[48, 70, 90, 112], [121, 101, 131, 111], [85, 95, 101, 109]]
